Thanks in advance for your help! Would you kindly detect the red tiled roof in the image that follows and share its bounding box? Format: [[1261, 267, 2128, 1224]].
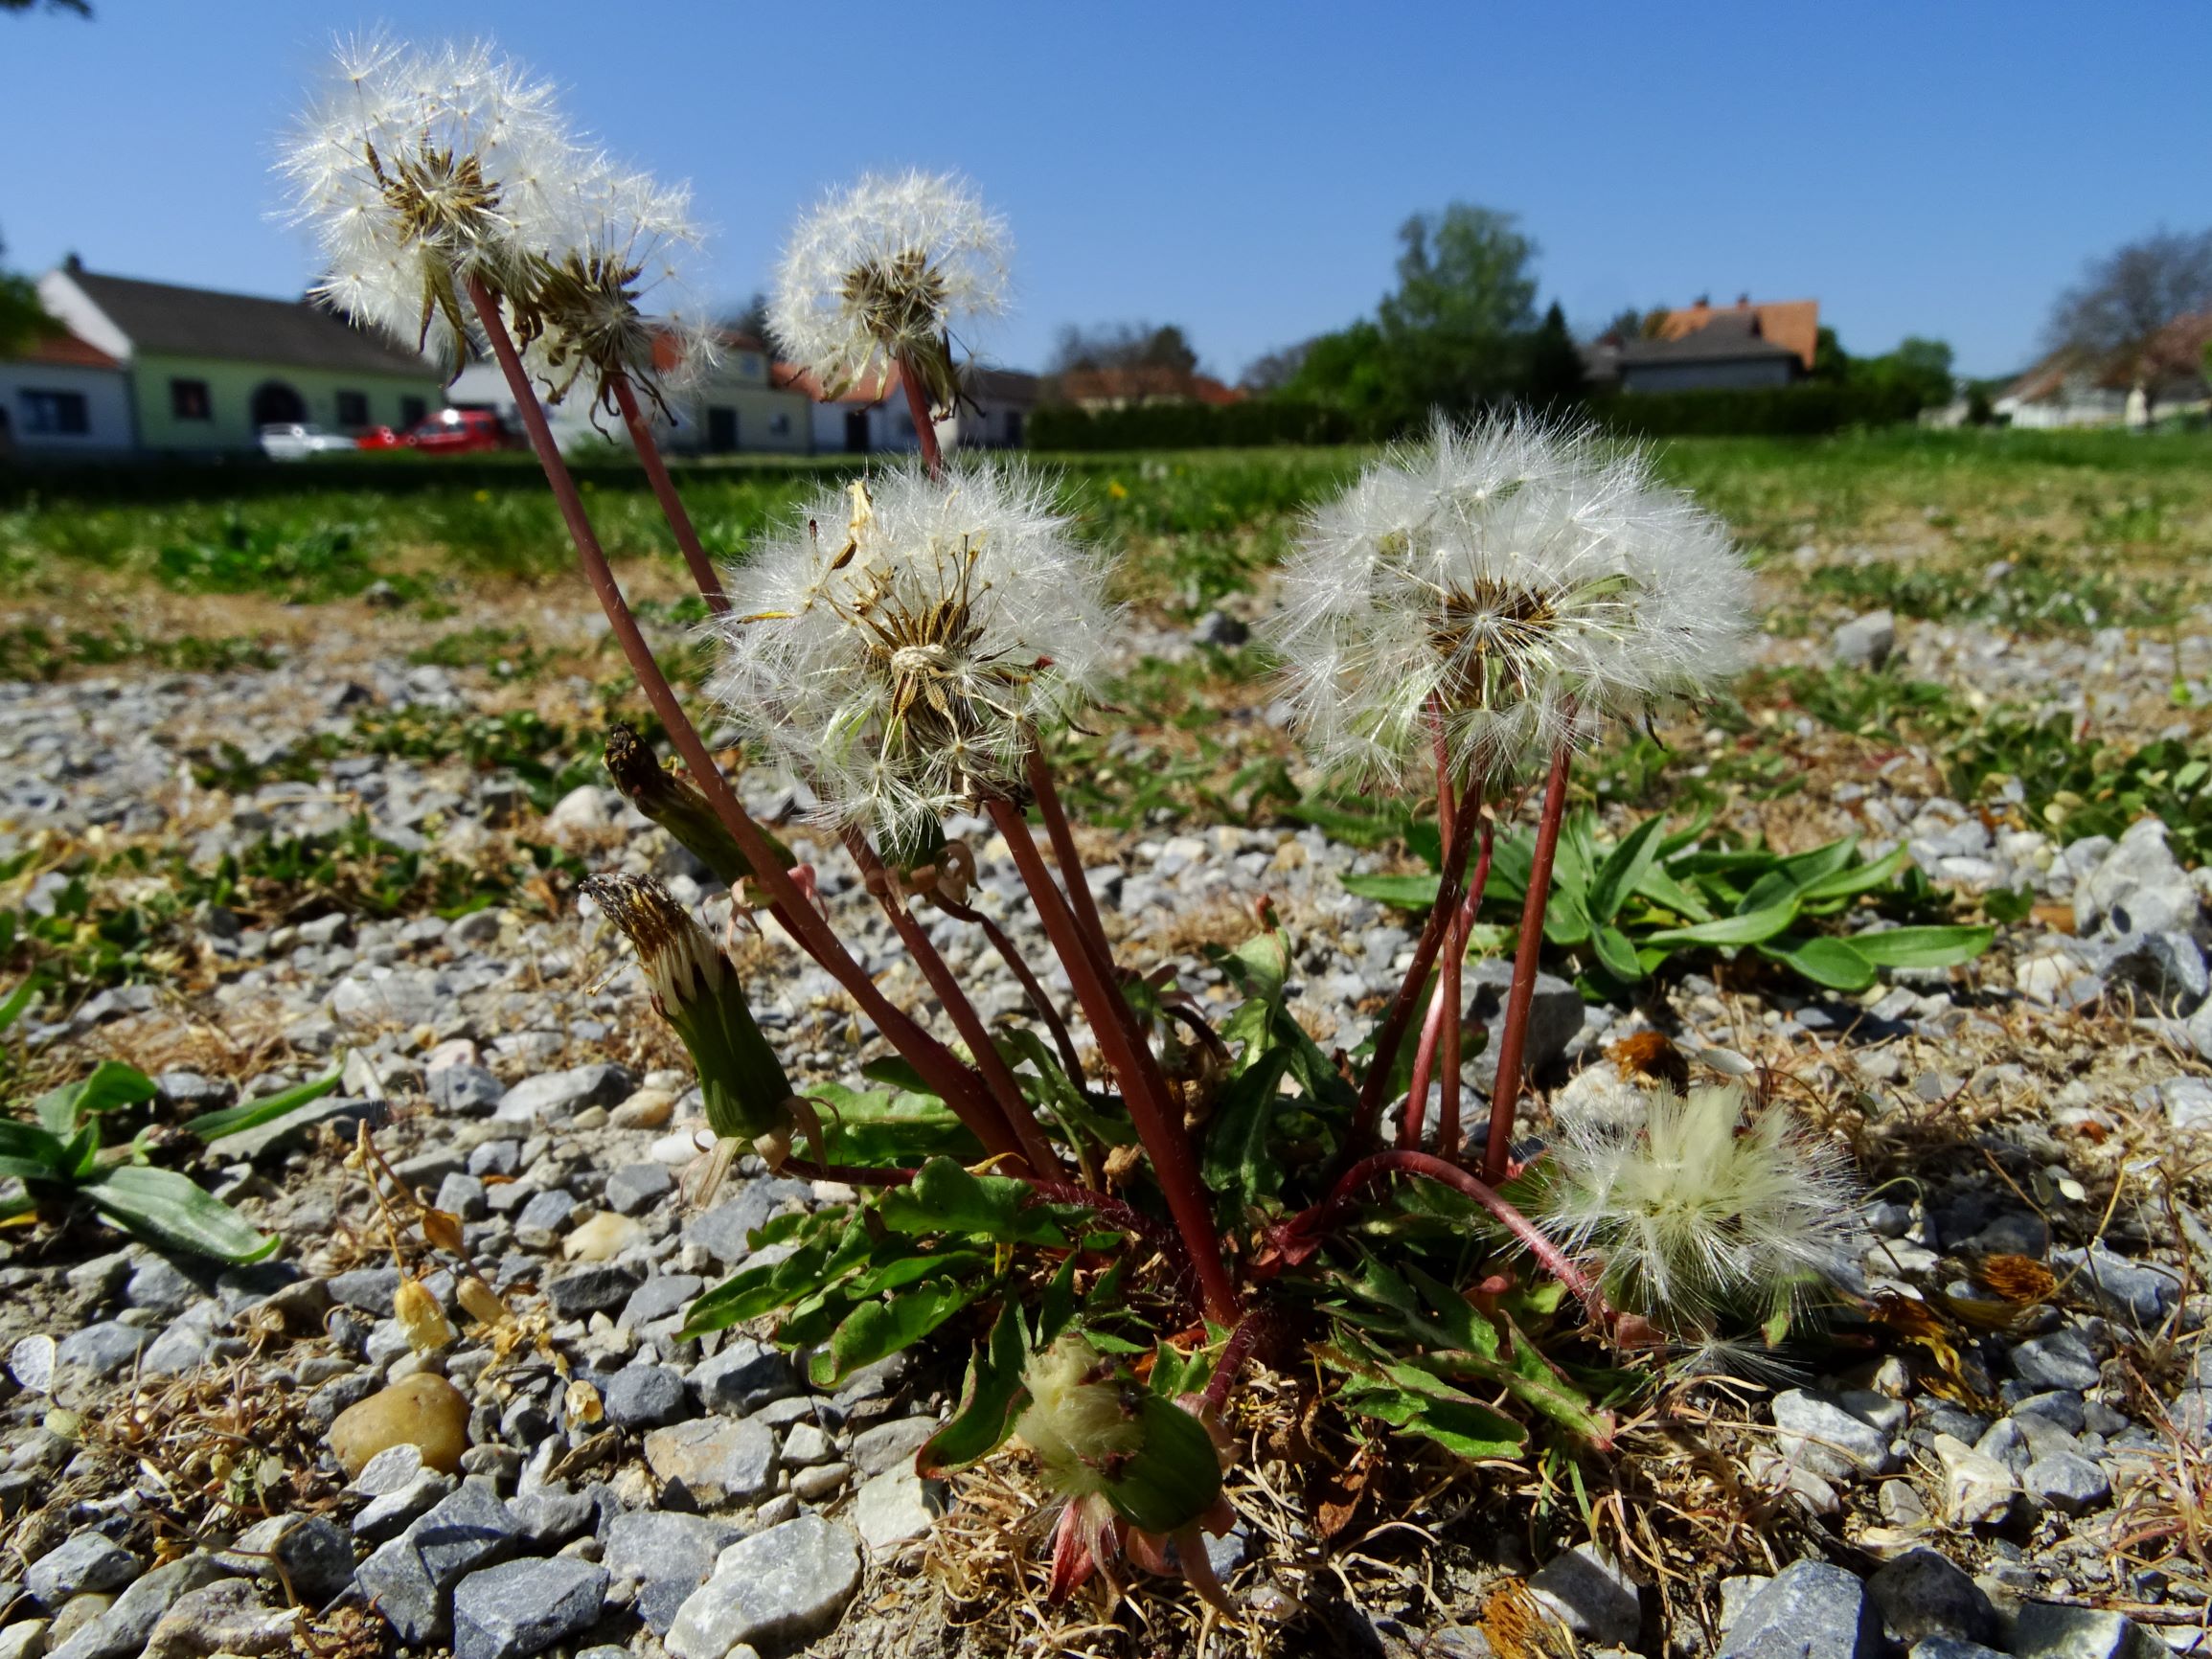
[[1656, 299, 1819, 372], [773, 362, 901, 405], [12, 330, 120, 370], [1060, 365, 1246, 405], [650, 327, 768, 376]]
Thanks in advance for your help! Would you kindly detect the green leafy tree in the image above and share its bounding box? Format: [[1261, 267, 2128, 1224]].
[[0, 236, 62, 360], [1377, 204, 1539, 417], [1811, 326, 1850, 382], [1275, 319, 1402, 429]]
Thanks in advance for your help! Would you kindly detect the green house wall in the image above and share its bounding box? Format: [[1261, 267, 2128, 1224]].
[[130, 353, 445, 452]]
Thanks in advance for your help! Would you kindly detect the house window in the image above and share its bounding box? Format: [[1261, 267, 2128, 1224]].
[[768, 413, 790, 436], [399, 396, 428, 426], [171, 378, 212, 420], [738, 353, 760, 378], [20, 389, 90, 436], [334, 389, 370, 428]]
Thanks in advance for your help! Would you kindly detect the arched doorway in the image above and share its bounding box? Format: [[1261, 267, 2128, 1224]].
[[251, 381, 308, 425]]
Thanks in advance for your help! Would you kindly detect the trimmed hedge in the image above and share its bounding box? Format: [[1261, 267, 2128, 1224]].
[[1026, 400, 1355, 451], [1590, 383, 1927, 438]]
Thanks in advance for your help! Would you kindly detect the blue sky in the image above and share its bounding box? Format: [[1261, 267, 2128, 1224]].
[[4, 2, 2203, 379]]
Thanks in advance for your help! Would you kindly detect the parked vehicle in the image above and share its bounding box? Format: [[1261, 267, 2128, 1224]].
[[355, 407, 511, 454], [258, 422, 360, 461]]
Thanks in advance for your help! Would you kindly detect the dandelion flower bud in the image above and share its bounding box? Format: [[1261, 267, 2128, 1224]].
[[1537, 1081, 1858, 1340], [603, 723, 790, 891], [769, 170, 1009, 411], [1015, 1335, 1223, 1541], [582, 875, 796, 1148], [1263, 415, 1747, 788], [712, 464, 1112, 851]]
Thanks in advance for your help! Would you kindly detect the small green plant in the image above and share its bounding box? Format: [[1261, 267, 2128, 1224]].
[[155, 514, 388, 602], [0, 1023, 339, 1262], [1946, 715, 2212, 867], [1343, 807, 1995, 996]]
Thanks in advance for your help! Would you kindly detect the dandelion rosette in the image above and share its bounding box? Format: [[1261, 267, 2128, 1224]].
[[1263, 416, 1747, 788], [1537, 1080, 1858, 1341], [281, 35, 590, 374], [768, 170, 1010, 409], [711, 462, 1112, 852]]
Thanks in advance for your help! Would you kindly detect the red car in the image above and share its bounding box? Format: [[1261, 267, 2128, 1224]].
[[356, 408, 511, 454]]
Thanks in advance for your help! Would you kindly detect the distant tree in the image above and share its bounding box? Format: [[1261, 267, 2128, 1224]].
[[1599, 305, 1669, 343], [1, 0, 91, 13], [1377, 203, 1539, 416], [1049, 321, 1199, 376], [2046, 226, 2212, 412], [1241, 339, 1311, 393], [720, 290, 771, 343], [0, 236, 61, 359], [1277, 320, 1401, 430], [1811, 326, 1849, 382], [1519, 302, 1586, 411], [1846, 336, 1955, 413]]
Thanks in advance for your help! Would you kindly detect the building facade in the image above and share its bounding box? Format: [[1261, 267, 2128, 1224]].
[[34, 261, 442, 454], [0, 330, 133, 457]]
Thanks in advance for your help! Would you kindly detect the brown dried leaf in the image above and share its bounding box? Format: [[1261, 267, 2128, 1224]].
[[420, 1208, 466, 1257], [1608, 1030, 1690, 1094], [1973, 1253, 2056, 1305]]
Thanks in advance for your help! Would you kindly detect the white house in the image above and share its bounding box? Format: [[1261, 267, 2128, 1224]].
[[1993, 354, 2130, 428], [0, 328, 134, 457], [448, 328, 812, 456], [34, 259, 443, 454], [782, 361, 1039, 454]]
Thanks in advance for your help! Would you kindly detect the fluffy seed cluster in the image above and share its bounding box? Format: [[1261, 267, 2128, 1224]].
[[711, 462, 1112, 851], [1263, 417, 1747, 788], [768, 170, 1009, 401], [282, 36, 702, 394], [1539, 1081, 1858, 1338]]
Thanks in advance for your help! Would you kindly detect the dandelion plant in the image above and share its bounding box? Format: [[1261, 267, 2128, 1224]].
[[285, 35, 1870, 1622]]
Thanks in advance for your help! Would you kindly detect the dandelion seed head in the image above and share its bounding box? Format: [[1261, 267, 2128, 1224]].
[[515, 158, 715, 412], [710, 460, 1111, 851], [1261, 414, 1747, 788], [281, 34, 590, 374], [1539, 1081, 1858, 1338], [768, 170, 1010, 399]]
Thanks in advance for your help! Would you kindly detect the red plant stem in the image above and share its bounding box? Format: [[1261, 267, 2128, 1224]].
[[466, 277, 1016, 1167], [1349, 795, 1485, 1157], [987, 796, 1241, 1324], [1402, 807, 1495, 1154], [1328, 1150, 1610, 1329], [843, 830, 1062, 1178], [898, 357, 945, 479], [1436, 810, 1494, 1157], [1482, 745, 1573, 1184], [608, 372, 727, 616], [1025, 749, 1117, 977], [1202, 1311, 1266, 1411], [935, 894, 1088, 1088]]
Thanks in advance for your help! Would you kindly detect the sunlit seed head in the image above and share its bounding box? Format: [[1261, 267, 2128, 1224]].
[[1261, 414, 1748, 790], [281, 34, 591, 374], [1538, 1081, 1859, 1339], [768, 170, 1010, 403], [709, 460, 1111, 850]]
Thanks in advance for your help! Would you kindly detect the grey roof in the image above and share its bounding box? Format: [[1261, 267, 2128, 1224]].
[[67, 268, 438, 378], [1613, 312, 1798, 367], [962, 366, 1041, 405]]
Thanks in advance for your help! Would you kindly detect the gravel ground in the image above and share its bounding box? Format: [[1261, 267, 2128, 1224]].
[[1, 576, 2210, 1659]]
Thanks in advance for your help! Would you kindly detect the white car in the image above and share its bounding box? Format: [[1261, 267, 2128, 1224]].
[[259, 422, 359, 461]]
